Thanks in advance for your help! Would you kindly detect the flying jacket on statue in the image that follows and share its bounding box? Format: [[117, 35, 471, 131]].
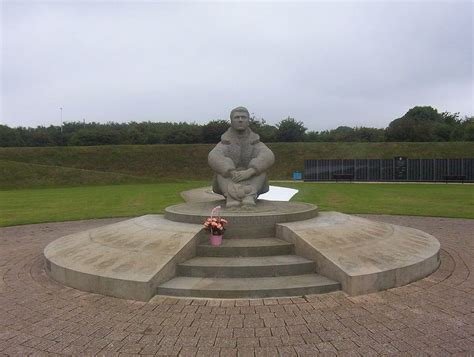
[[208, 127, 275, 198]]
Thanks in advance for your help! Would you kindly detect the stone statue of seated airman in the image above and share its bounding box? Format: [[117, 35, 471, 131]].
[[208, 106, 275, 208]]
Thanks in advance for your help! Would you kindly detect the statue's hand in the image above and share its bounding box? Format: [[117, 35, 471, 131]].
[[231, 168, 256, 182]]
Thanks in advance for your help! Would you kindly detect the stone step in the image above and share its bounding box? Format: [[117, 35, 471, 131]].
[[178, 255, 315, 278], [197, 238, 294, 257], [157, 274, 341, 299]]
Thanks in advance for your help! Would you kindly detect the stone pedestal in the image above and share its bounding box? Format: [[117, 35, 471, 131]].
[[44, 200, 440, 301], [165, 200, 318, 238]]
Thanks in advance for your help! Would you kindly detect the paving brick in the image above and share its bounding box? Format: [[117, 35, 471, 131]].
[[293, 343, 320, 356], [233, 328, 255, 338], [119, 342, 144, 354], [277, 345, 297, 356], [1, 216, 473, 356], [236, 337, 259, 348], [240, 306, 256, 315], [258, 336, 281, 347], [315, 341, 337, 353], [263, 299, 278, 306], [221, 300, 235, 308], [214, 337, 237, 348], [262, 318, 284, 328], [255, 328, 271, 337], [158, 335, 178, 347], [178, 346, 198, 357], [270, 327, 287, 337], [99, 340, 127, 353], [331, 338, 358, 351], [286, 324, 310, 335], [236, 347, 255, 357], [197, 327, 219, 338], [280, 334, 305, 346], [196, 347, 220, 356], [4, 344, 38, 355], [216, 328, 233, 338], [174, 336, 199, 347], [254, 346, 278, 356], [180, 326, 198, 337], [139, 343, 161, 355], [197, 336, 215, 348], [156, 344, 181, 356], [203, 299, 219, 307], [235, 300, 250, 307], [301, 332, 322, 345], [243, 316, 264, 328], [317, 329, 342, 342]]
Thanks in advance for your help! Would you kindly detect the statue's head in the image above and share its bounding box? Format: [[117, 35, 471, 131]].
[[230, 106, 250, 132]]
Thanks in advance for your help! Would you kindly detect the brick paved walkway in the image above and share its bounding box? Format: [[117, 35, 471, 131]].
[[0, 215, 473, 356]]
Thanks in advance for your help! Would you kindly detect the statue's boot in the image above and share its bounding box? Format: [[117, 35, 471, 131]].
[[242, 194, 257, 207], [226, 197, 240, 208], [241, 185, 257, 207]]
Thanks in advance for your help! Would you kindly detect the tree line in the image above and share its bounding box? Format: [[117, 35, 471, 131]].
[[0, 106, 472, 147]]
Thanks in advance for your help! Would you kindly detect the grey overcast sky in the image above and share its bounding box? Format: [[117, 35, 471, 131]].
[[1, 1, 473, 131]]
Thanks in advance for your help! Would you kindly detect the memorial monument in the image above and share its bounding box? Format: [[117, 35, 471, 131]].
[[208, 106, 274, 208], [43, 106, 441, 301]]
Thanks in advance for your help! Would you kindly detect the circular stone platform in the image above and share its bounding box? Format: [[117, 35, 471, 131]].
[[165, 200, 318, 238], [43, 207, 440, 301]]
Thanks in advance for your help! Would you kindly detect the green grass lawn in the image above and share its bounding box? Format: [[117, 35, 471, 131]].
[[275, 182, 474, 218], [0, 181, 207, 227], [0, 181, 472, 227]]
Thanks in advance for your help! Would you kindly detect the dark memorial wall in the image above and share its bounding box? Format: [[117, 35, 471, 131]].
[[394, 157, 408, 180], [304, 158, 474, 182]]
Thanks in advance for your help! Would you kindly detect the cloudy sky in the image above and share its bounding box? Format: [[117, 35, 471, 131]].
[[1, 0, 472, 131]]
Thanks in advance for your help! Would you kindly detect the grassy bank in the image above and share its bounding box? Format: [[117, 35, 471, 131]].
[[1, 182, 472, 227], [0, 160, 156, 189], [1, 142, 473, 188]]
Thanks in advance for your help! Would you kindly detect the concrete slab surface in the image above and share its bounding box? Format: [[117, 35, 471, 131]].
[[277, 212, 441, 295], [44, 215, 202, 301]]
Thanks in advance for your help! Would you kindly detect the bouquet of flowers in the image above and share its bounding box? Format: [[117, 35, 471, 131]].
[[203, 216, 228, 235], [203, 206, 228, 236]]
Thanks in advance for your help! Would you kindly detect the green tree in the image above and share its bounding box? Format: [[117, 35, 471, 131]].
[[463, 117, 474, 141], [163, 123, 202, 144], [304, 130, 320, 142], [256, 124, 278, 142], [0, 125, 24, 146], [353, 127, 385, 142], [386, 106, 467, 142], [70, 125, 122, 146], [202, 120, 229, 143], [276, 117, 307, 142], [247, 116, 278, 142], [330, 126, 355, 141], [386, 106, 442, 142]]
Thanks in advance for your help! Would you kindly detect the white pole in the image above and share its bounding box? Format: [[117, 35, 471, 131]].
[[60, 107, 63, 133]]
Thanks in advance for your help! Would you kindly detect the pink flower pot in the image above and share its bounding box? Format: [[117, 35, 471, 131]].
[[210, 234, 223, 246]]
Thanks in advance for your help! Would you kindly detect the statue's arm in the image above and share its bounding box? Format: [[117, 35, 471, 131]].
[[208, 144, 236, 177], [248, 143, 275, 175]]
